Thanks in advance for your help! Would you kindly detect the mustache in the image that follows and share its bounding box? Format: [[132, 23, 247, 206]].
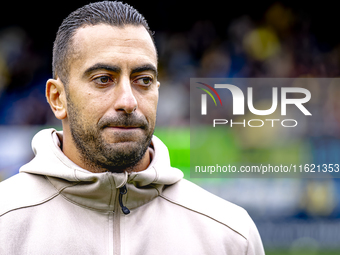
[[98, 113, 149, 129]]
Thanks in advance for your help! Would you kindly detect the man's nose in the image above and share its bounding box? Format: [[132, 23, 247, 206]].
[[113, 77, 138, 114]]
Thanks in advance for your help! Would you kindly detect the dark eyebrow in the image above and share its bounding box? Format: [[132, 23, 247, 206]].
[[83, 63, 121, 78], [82, 63, 158, 79], [131, 64, 158, 77]]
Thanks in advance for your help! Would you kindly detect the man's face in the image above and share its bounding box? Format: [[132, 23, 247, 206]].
[[64, 24, 159, 173]]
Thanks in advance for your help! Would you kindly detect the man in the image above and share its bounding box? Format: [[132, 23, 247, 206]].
[[0, 1, 265, 254]]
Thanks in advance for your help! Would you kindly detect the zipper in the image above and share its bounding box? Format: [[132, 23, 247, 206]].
[[113, 189, 121, 255], [113, 184, 129, 255], [119, 185, 130, 215]]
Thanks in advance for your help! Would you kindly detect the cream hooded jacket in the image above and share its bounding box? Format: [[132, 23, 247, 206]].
[[0, 129, 264, 255]]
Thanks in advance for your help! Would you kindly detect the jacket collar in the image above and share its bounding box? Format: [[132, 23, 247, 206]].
[[20, 128, 183, 212]]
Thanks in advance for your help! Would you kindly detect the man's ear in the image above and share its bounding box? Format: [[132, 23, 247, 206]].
[[46, 78, 67, 120]]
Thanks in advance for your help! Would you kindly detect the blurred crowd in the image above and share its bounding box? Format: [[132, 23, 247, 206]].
[[1, 3, 340, 127]]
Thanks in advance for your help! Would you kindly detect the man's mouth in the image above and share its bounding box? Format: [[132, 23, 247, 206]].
[[105, 125, 141, 129], [98, 114, 148, 130], [104, 126, 143, 132]]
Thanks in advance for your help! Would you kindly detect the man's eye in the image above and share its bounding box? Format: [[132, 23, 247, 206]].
[[135, 77, 153, 86], [94, 76, 113, 84]]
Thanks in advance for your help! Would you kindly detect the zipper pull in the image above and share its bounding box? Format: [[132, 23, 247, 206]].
[[118, 185, 130, 215]]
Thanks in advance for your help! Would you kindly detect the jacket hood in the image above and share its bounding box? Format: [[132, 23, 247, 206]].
[[19, 128, 183, 212]]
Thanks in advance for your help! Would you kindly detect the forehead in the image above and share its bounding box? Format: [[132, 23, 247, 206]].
[[70, 24, 157, 74]]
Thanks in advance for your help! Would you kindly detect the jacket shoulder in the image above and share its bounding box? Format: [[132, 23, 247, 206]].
[[0, 173, 58, 216], [161, 178, 253, 240]]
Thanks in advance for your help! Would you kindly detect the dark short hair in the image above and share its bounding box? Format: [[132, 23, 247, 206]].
[[52, 1, 155, 84]]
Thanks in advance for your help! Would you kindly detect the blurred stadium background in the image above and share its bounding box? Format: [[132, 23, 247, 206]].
[[1, 1, 340, 254]]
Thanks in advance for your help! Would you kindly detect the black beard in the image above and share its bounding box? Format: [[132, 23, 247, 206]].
[[66, 95, 154, 173]]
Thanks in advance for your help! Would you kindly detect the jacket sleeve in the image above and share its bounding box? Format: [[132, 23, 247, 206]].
[[246, 218, 265, 255]]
